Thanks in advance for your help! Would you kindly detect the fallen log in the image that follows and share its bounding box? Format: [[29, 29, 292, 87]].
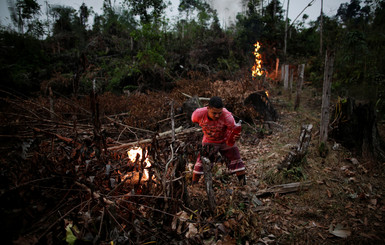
[[107, 127, 201, 151], [256, 181, 312, 197]]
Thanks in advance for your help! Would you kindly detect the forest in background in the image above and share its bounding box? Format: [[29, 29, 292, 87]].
[[1, 0, 385, 244], [0, 0, 384, 115]]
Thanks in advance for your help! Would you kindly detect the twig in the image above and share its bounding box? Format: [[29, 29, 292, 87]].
[[105, 208, 130, 236], [38, 200, 90, 241], [1, 97, 42, 120], [180, 92, 210, 101], [107, 126, 184, 151], [33, 127, 76, 144], [106, 112, 130, 117], [75, 181, 114, 205], [156, 113, 185, 124], [105, 116, 154, 134], [8, 177, 57, 191], [98, 207, 105, 239]]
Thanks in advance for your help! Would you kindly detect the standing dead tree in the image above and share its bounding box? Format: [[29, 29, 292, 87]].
[[294, 64, 305, 110], [320, 50, 335, 145]]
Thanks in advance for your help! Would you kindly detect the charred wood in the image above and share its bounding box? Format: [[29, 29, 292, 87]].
[[330, 98, 385, 164], [244, 91, 278, 122]]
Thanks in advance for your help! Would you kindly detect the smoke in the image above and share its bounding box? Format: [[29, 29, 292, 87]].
[[208, 0, 243, 27]]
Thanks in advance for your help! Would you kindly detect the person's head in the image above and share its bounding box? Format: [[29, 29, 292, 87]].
[[207, 96, 223, 121]]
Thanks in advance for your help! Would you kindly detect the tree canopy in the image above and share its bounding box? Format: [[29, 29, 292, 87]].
[[0, 0, 384, 107]]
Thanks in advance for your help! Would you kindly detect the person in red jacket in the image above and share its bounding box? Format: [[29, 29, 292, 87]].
[[191, 96, 246, 185]]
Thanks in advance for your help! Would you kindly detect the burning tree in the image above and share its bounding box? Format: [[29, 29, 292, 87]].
[[251, 41, 266, 78]]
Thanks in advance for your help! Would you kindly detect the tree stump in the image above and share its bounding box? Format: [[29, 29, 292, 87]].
[[278, 124, 313, 170], [200, 145, 217, 213], [331, 98, 385, 164], [244, 91, 278, 122]]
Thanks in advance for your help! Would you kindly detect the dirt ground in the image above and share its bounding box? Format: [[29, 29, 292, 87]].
[[187, 84, 385, 244]]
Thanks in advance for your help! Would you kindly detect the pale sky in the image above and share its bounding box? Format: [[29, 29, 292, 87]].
[[0, 0, 349, 28]]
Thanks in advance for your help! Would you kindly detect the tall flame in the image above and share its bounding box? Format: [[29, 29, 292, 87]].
[[251, 41, 265, 77]]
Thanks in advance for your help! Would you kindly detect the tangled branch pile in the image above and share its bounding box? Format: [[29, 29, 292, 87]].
[[1, 77, 271, 244]]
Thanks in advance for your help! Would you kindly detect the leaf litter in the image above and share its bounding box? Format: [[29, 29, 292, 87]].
[[0, 77, 384, 244]]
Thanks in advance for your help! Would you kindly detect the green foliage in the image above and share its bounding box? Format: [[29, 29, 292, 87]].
[[132, 22, 166, 68], [282, 166, 306, 182], [264, 164, 307, 185], [0, 0, 385, 99], [0, 29, 48, 93], [217, 55, 240, 72], [9, 0, 41, 34], [124, 0, 167, 23]]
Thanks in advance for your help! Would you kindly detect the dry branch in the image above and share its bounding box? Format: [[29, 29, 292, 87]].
[[107, 127, 201, 151], [105, 116, 154, 134], [181, 92, 210, 101], [75, 181, 114, 205], [33, 127, 77, 144]]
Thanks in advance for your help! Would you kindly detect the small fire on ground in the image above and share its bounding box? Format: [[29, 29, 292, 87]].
[[120, 147, 152, 183]]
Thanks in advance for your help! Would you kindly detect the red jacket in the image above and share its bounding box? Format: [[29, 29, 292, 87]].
[[192, 107, 235, 143]]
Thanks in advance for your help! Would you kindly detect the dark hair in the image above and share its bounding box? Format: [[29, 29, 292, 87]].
[[209, 96, 223, 108]]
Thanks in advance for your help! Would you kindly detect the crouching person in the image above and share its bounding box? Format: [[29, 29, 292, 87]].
[[191, 96, 246, 185]]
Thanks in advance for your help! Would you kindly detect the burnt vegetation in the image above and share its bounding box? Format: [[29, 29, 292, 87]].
[[1, 0, 385, 244]]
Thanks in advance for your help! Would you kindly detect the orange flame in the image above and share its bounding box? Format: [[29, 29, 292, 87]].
[[251, 41, 265, 77], [124, 147, 151, 181]]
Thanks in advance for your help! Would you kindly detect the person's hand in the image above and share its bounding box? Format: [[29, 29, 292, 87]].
[[234, 133, 241, 141]]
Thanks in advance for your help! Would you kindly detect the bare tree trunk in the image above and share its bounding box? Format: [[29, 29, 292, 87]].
[[284, 0, 290, 60], [284, 64, 289, 90], [91, 79, 104, 159], [49, 87, 54, 120], [320, 50, 335, 144], [289, 68, 293, 100], [295, 64, 305, 110], [281, 64, 285, 81], [319, 0, 324, 56]]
